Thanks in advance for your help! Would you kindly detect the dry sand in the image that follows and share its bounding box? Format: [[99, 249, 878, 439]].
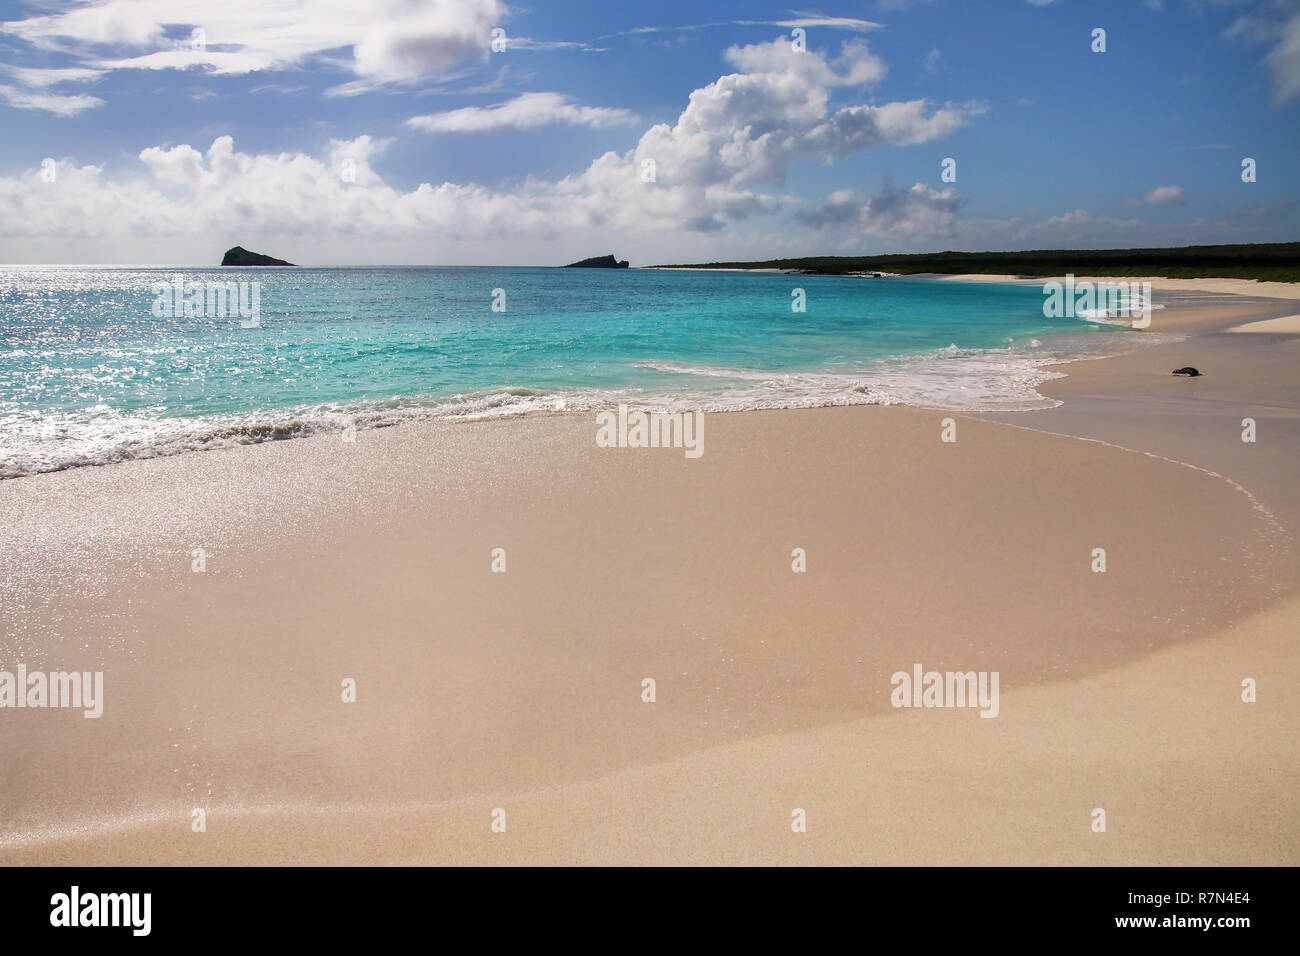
[[0, 293, 1296, 866], [920, 272, 1300, 300], [1226, 315, 1300, 334]]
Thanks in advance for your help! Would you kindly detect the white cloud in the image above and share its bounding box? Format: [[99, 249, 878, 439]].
[[93, 48, 275, 76], [760, 16, 883, 30], [407, 92, 636, 132], [1047, 208, 1092, 224], [603, 17, 881, 40], [1143, 184, 1186, 205], [627, 39, 972, 192], [0, 84, 104, 115], [0, 39, 981, 259], [0, 62, 104, 114], [1, 65, 103, 87], [797, 181, 962, 237], [1264, 9, 1300, 102], [505, 38, 602, 52], [0, 0, 506, 85], [1226, 3, 1300, 103]]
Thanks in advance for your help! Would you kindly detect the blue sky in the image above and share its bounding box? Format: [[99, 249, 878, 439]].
[[0, 0, 1297, 265]]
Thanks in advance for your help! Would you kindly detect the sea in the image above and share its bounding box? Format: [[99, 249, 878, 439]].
[[0, 266, 1158, 478]]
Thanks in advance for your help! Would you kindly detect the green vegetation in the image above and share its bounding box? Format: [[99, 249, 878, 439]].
[[652, 242, 1300, 282]]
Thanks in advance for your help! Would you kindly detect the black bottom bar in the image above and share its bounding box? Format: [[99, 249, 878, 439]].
[[0, 865, 1283, 942]]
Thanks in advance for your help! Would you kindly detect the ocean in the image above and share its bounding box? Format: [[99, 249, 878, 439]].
[[0, 266, 1150, 477]]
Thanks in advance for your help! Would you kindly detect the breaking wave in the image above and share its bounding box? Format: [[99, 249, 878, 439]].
[[1, 331, 1177, 478]]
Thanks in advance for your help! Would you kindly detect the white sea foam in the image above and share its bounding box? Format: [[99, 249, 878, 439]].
[[0, 332, 1178, 478], [631, 332, 1170, 413]]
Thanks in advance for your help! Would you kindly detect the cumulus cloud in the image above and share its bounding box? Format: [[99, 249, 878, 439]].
[[1047, 208, 1091, 224], [795, 189, 865, 228], [407, 92, 636, 132], [797, 181, 962, 237], [865, 181, 962, 235], [629, 39, 974, 190], [551, 39, 979, 233]]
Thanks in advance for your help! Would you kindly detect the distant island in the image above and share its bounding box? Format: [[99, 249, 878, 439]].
[[221, 246, 295, 266], [565, 254, 629, 269], [650, 242, 1300, 283]]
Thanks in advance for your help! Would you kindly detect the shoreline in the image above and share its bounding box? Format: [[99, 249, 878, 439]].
[[0, 289, 1230, 481], [1, 291, 1296, 865]]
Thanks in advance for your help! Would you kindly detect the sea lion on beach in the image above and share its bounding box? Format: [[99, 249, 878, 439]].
[[1171, 367, 1202, 376]]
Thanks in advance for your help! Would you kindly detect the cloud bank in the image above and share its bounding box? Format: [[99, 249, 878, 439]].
[[1, 39, 979, 260]]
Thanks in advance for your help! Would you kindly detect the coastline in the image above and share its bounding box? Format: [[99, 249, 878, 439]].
[[647, 267, 1300, 304], [1, 290, 1296, 865]]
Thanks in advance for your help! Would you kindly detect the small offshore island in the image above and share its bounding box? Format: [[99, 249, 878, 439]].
[[564, 254, 629, 269], [221, 245, 295, 266]]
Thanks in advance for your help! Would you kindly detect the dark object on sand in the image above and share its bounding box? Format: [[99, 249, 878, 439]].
[[221, 246, 295, 266], [1171, 367, 1202, 377], [565, 254, 629, 269]]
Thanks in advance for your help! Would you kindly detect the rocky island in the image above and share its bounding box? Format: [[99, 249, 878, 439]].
[[221, 246, 295, 266], [564, 254, 629, 269]]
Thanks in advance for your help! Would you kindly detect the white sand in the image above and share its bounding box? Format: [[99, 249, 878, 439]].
[[920, 273, 1300, 299], [1224, 314, 1300, 333]]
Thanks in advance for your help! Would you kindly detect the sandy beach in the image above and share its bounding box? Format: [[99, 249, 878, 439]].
[[919, 272, 1300, 301], [1, 283, 1297, 866]]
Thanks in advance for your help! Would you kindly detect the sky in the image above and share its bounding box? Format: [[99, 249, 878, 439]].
[[0, 0, 1297, 265]]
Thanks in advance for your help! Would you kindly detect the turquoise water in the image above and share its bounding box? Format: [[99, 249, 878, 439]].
[[0, 266, 1140, 476]]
